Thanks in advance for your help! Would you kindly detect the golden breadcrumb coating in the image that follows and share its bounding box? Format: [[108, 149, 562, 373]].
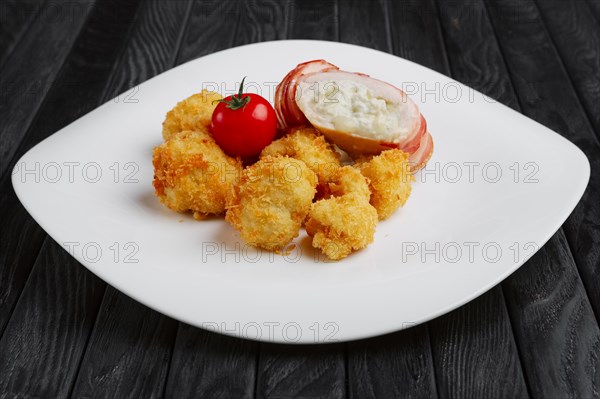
[[355, 149, 413, 220], [152, 130, 241, 219], [226, 155, 317, 251], [322, 165, 371, 201], [305, 193, 378, 260], [260, 126, 341, 186], [162, 90, 222, 141]]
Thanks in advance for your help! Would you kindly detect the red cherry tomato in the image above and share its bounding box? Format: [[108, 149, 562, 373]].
[[211, 78, 277, 158]]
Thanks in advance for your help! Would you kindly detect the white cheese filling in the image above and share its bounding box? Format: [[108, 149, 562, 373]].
[[297, 79, 409, 142]]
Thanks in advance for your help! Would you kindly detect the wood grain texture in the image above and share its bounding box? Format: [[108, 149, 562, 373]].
[[0, 0, 95, 179], [535, 0, 600, 156], [176, 0, 242, 64], [503, 233, 600, 398], [257, 343, 346, 399], [528, 0, 600, 325], [348, 325, 438, 399], [513, 0, 600, 336], [165, 324, 258, 398], [432, 2, 533, 397], [384, 1, 530, 397], [70, 288, 178, 398], [0, 0, 143, 396], [161, 1, 269, 397], [102, 0, 194, 98], [0, 239, 105, 397], [340, 2, 439, 398], [246, 3, 347, 398], [482, 0, 600, 396], [438, 0, 600, 397], [235, 0, 290, 45], [0, 188, 46, 337], [429, 288, 529, 398], [288, 0, 338, 40], [387, 0, 450, 74], [339, 0, 391, 51], [69, 2, 193, 397], [0, 0, 42, 70], [585, 0, 600, 26], [177, 0, 290, 65], [435, 0, 519, 110], [0, 0, 141, 339]]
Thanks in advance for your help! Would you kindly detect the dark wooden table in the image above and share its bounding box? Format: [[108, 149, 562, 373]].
[[1, 0, 599, 397]]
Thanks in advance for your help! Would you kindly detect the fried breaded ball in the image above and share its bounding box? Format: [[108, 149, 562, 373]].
[[260, 126, 341, 186], [322, 165, 371, 201], [152, 130, 241, 219], [162, 90, 222, 141], [306, 193, 378, 260], [226, 155, 317, 251], [355, 149, 413, 220]]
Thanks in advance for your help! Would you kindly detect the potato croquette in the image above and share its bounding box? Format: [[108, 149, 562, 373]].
[[322, 165, 371, 201], [152, 130, 241, 219], [162, 90, 222, 141], [260, 126, 341, 186], [306, 193, 378, 260], [226, 155, 317, 251], [355, 149, 413, 220]]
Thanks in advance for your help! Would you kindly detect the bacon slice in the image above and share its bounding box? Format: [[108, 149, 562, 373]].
[[275, 61, 434, 171], [274, 60, 339, 129], [409, 131, 434, 172]]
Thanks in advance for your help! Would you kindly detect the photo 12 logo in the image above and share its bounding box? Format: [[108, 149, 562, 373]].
[[202, 81, 279, 102], [200, 321, 339, 343], [201, 241, 353, 264], [12, 161, 140, 184], [62, 241, 140, 264], [401, 241, 539, 264], [417, 161, 540, 184]]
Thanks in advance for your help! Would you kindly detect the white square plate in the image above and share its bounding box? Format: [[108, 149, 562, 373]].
[[12, 41, 590, 343]]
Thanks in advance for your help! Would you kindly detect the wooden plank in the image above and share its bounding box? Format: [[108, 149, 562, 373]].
[[70, 288, 178, 398], [288, 0, 338, 40], [178, 0, 291, 64], [429, 288, 529, 398], [0, 0, 141, 338], [165, 2, 296, 397], [0, 0, 143, 396], [165, 324, 258, 398], [0, 0, 95, 179], [481, 0, 600, 396], [256, 343, 346, 399], [68, 2, 193, 397], [102, 0, 194, 96], [165, 2, 347, 397], [348, 325, 437, 398], [339, 0, 391, 51], [430, 1, 532, 397], [231, 2, 348, 398], [435, 0, 520, 110], [504, 233, 600, 398], [375, 1, 530, 397], [585, 0, 600, 24], [387, 0, 450, 74], [235, 0, 290, 44], [0, 193, 46, 336], [339, 1, 439, 398], [176, 0, 242, 64], [0, 239, 105, 397], [0, 5, 57, 331], [534, 0, 600, 151], [0, 0, 42, 70]]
